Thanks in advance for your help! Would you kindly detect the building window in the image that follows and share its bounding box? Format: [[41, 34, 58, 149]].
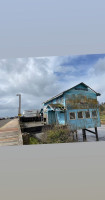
[[85, 111, 90, 118], [70, 112, 75, 120], [92, 110, 97, 118], [78, 111, 83, 119], [44, 118, 46, 122]]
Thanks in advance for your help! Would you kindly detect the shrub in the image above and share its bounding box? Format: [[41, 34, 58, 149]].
[[41, 125, 75, 144], [100, 105, 105, 112], [30, 137, 40, 144]]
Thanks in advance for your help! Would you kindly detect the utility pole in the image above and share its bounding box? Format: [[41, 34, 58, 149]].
[[16, 94, 21, 121]]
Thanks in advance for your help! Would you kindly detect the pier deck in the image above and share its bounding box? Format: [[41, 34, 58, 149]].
[[0, 119, 23, 146]]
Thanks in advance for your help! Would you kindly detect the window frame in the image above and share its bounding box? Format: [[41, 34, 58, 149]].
[[85, 111, 90, 119], [92, 110, 97, 118], [77, 111, 84, 119], [69, 112, 76, 120]]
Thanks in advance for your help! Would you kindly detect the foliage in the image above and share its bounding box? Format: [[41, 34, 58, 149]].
[[29, 137, 40, 144], [100, 114, 105, 124], [99, 103, 105, 124], [99, 103, 105, 112], [41, 125, 75, 144], [100, 104, 105, 112]]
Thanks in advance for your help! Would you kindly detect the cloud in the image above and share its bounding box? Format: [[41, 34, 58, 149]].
[[0, 54, 105, 117], [0, 57, 60, 116], [54, 55, 105, 103], [93, 57, 105, 74]]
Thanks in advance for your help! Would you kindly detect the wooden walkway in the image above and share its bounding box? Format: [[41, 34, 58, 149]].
[[0, 119, 23, 146]]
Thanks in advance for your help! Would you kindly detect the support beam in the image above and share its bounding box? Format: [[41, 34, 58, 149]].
[[84, 129, 95, 134], [95, 127, 99, 141], [76, 131, 78, 141], [82, 129, 87, 142], [84, 128, 99, 142]]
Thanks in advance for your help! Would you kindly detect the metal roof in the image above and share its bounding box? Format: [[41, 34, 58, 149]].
[[43, 82, 101, 104]]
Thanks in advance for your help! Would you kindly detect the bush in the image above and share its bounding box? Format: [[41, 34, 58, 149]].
[[41, 125, 75, 144], [100, 105, 105, 112], [30, 137, 40, 144]]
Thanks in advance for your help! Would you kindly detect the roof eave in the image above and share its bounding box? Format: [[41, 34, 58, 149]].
[[43, 82, 101, 104], [96, 93, 101, 96], [43, 92, 63, 104]]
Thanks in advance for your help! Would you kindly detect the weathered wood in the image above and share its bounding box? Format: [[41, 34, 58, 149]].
[[82, 129, 87, 142], [84, 128, 99, 141], [43, 83, 101, 131], [95, 127, 99, 141], [85, 129, 96, 134], [76, 131, 78, 141], [22, 133, 30, 145]]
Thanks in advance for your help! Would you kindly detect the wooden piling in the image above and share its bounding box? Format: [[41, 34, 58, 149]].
[[95, 127, 99, 141], [82, 129, 87, 142]]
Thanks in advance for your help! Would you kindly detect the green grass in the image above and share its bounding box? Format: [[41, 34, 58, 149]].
[[29, 137, 40, 144]]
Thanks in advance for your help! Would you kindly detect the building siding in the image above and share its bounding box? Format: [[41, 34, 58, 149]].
[[43, 83, 101, 130]]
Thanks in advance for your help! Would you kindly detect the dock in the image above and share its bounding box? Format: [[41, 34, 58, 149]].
[[0, 119, 23, 146]]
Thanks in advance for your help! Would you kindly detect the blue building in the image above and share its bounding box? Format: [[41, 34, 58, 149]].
[[43, 83, 101, 136]]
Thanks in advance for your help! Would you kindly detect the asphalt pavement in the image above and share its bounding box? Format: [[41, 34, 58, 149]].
[[0, 119, 13, 128]]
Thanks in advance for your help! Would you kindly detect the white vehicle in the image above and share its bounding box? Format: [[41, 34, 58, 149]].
[[22, 110, 40, 118]]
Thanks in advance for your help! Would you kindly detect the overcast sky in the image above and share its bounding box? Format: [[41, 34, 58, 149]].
[[0, 54, 105, 117]]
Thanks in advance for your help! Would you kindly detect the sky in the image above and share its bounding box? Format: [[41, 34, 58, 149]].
[[0, 0, 105, 58], [0, 54, 105, 117]]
